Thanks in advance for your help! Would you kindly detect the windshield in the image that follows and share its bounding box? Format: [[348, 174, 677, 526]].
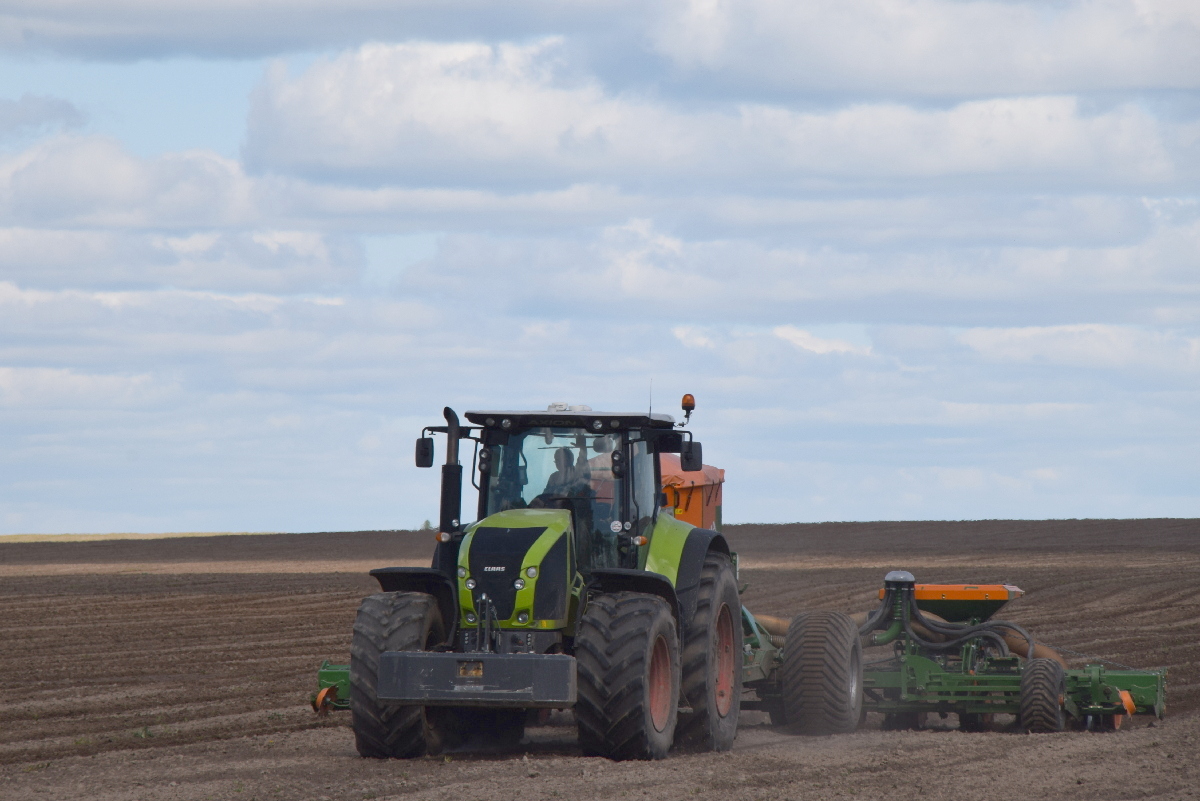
[[484, 427, 622, 571]]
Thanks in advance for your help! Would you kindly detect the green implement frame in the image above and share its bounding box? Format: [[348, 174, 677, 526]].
[[858, 571, 1166, 729], [861, 651, 1166, 721], [312, 660, 350, 713]]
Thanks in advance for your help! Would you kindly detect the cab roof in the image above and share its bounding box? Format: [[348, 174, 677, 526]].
[[464, 410, 676, 430]]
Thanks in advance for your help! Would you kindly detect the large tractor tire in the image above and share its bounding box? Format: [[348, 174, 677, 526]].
[[678, 552, 742, 751], [779, 610, 863, 735], [350, 592, 458, 758], [575, 592, 680, 760], [1020, 658, 1066, 733]]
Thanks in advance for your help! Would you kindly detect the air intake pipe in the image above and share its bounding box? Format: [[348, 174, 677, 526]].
[[433, 407, 464, 578], [439, 407, 463, 534]]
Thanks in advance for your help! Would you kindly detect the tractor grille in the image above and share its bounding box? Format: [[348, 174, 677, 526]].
[[534, 533, 568, 621], [468, 526, 546, 620]]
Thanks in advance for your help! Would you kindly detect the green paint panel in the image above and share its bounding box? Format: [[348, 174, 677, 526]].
[[643, 513, 693, 587], [458, 508, 572, 628], [861, 655, 1167, 718], [314, 660, 350, 710]]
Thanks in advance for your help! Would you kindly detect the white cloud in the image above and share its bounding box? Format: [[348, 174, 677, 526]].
[[653, 0, 1200, 95], [960, 324, 1200, 370], [672, 325, 716, 350], [0, 93, 82, 137], [0, 1, 625, 58], [245, 41, 1197, 190], [774, 325, 869, 355], [0, 227, 362, 291], [0, 366, 170, 408], [0, 135, 255, 226]]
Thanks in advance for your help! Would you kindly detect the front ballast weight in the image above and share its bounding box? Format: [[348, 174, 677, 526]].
[[854, 570, 1166, 732]]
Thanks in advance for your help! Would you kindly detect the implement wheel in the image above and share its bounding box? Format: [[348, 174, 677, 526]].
[[780, 611, 863, 735], [1020, 658, 1066, 733], [575, 592, 680, 760], [350, 592, 459, 758], [678, 552, 742, 752]]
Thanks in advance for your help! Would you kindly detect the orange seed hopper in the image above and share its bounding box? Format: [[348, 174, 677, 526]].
[[659, 452, 724, 531], [876, 583, 1025, 622]]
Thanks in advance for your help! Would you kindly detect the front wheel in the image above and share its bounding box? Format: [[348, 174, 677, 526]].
[[575, 592, 680, 760], [780, 611, 863, 735], [350, 592, 450, 758]]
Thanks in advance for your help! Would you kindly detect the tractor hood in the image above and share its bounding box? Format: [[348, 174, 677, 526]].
[[457, 508, 574, 630]]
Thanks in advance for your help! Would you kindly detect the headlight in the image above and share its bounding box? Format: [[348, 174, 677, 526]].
[[457, 567, 467, 578], [516, 612, 530, 624], [526, 566, 538, 578], [465, 578, 477, 589], [465, 612, 477, 623], [513, 578, 525, 590]]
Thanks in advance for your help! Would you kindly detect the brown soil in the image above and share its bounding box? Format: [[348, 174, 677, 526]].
[[1, 520, 1197, 800]]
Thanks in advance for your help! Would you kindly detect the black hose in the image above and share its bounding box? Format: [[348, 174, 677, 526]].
[[906, 595, 1034, 659], [862, 582, 1038, 663], [858, 587, 895, 635]]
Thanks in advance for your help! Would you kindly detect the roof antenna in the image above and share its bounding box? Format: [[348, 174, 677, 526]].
[[648, 378, 653, 418]]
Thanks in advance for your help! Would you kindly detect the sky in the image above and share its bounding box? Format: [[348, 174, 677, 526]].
[[1, 1, 1198, 534]]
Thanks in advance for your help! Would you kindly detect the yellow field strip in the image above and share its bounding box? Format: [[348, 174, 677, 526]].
[[0, 531, 280, 543], [0, 559, 429, 576]]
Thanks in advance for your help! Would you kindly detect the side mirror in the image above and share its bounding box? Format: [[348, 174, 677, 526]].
[[680, 441, 703, 472], [415, 437, 435, 468]]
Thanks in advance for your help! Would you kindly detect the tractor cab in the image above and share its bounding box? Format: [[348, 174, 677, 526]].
[[467, 409, 695, 575]]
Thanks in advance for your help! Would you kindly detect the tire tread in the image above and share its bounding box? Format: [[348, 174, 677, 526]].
[[1020, 658, 1065, 733], [779, 610, 862, 735], [575, 592, 679, 760]]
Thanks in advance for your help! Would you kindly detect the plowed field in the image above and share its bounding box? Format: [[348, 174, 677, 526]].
[[1, 520, 1197, 801]]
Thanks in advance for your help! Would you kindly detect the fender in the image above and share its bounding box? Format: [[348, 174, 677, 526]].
[[369, 567, 457, 643], [674, 528, 730, 628], [586, 568, 680, 624]]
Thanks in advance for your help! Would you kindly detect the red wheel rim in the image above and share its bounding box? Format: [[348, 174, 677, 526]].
[[714, 604, 735, 717], [648, 634, 672, 732]]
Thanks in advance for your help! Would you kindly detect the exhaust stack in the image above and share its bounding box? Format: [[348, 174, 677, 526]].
[[439, 406, 463, 535]]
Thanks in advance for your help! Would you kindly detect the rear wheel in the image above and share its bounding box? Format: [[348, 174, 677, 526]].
[[780, 611, 863, 735], [678, 553, 742, 751], [350, 592, 456, 758], [575, 592, 680, 760], [1020, 658, 1066, 733]]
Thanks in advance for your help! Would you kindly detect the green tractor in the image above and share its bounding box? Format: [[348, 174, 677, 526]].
[[324, 398, 747, 759]]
